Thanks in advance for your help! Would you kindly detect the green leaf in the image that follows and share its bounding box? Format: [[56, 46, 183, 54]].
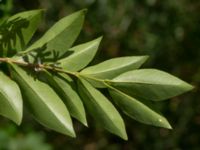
[[23, 9, 87, 59], [81, 56, 148, 79], [0, 71, 23, 125], [9, 64, 75, 137], [78, 78, 127, 140], [110, 69, 194, 101], [108, 86, 172, 129], [58, 37, 102, 71], [0, 9, 44, 53], [80, 74, 106, 88], [39, 71, 87, 126]]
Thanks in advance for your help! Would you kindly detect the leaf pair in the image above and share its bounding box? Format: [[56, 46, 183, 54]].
[[10, 64, 75, 137]]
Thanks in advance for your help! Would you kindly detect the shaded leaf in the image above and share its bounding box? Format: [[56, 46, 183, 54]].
[[0, 71, 23, 124], [108, 85, 172, 129], [39, 71, 87, 126], [0, 9, 44, 53], [9, 64, 75, 137], [58, 37, 102, 71], [110, 69, 193, 101], [23, 9, 87, 59], [81, 56, 148, 79], [78, 78, 127, 140]]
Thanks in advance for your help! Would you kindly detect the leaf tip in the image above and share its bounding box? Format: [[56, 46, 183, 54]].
[[165, 122, 173, 130], [66, 129, 76, 138], [82, 120, 88, 127], [121, 133, 128, 141], [95, 36, 103, 45], [79, 116, 88, 127], [184, 83, 195, 91], [15, 117, 23, 126], [115, 127, 128, 140], [118, 123, 128, 140], [158, 117, 172, 129]]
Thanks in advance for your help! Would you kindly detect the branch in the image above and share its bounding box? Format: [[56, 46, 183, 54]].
[[0, 57, 77, 76]]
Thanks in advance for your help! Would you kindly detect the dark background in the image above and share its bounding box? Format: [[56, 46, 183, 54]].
[[0, 0, 200, 149]]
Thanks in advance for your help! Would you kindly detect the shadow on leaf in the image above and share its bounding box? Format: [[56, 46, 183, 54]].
[[0, 17, 29, 56]]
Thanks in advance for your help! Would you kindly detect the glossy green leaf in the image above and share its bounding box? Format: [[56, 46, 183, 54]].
[[23, 9, 86, 59], [9, 64, 75, 137], [110, 69, 193, 101], [0, 71, 23, 125], [39, 71, 87, 126], [81, 56, 148, 79], [0, 9, 43, 52], [108, 86, 172, 129], [78, 78, 127, 140], [58, 37, 102, 71]]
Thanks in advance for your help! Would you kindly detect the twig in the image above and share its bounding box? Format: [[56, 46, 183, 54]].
[[0, 57, 77, 76]]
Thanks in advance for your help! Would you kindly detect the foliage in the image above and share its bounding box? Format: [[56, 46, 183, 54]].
[[0, 8, 193, 140]]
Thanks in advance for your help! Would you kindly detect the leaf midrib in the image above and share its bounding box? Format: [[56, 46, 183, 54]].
[[111, 80, 184, 87]]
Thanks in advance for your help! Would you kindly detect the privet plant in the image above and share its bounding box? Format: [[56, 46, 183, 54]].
[[0, 9, 193, 140]]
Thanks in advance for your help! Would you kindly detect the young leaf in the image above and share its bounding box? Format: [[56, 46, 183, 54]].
[[0, 71, 23, 125], [58, 37, 102, 71], [0, 9, 44, 52], [39, 71, 87, 126], [9, 64, 75, 137], [81, 56, 148, 79], [110, 69, 193, 101], [78, 78, 127, 140], [108, 85, 172, 129], [22, 9, 87, 59]]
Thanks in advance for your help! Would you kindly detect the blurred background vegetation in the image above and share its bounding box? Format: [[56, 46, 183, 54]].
[[0, 0, 200, 149]]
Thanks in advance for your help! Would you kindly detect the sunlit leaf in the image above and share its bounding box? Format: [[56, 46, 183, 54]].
[[81, 56, 148, 79], [23, 9, 87, 59], [58, 37, 102, 71], [0, 71, 23, 124], [78, 78, 127, 140], [39, 71, 87, 126], [108, 85, 172, 129], [9, 64, 75, 137], [110, 69, 193, 101]]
